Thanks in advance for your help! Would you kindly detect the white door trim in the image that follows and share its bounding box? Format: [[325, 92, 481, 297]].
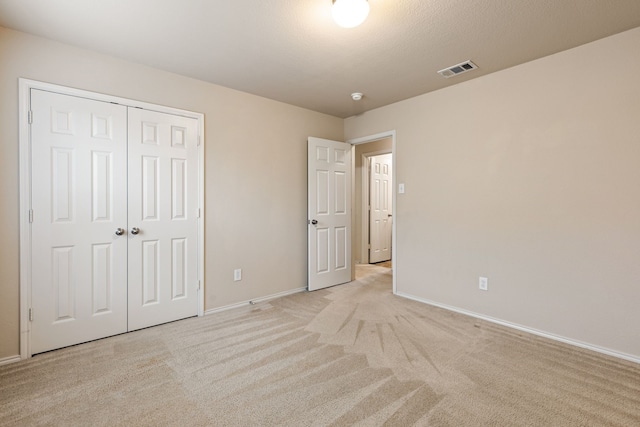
[[348, 131, 397, 294], [18, 78, 206, 359]]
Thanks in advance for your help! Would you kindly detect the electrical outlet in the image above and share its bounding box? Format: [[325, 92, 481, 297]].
[[234, 269, 242, 281], [479, 276, 488, 291]]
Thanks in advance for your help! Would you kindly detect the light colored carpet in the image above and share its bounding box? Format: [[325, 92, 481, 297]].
[[370, 260, 392, 269], [1, 265, 639, 426]]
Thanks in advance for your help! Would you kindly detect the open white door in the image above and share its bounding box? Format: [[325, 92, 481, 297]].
[[308, 137, 352, 291], [369, 153, 392, 263]]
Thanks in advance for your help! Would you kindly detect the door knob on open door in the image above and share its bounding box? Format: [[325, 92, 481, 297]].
[[115, 228, 125, 236], [311, 219, 318, 225], [130, 227, 140, 235]]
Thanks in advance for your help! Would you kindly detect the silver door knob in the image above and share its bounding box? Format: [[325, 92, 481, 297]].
[[130, 227, 140, 235], [115, 228, 125, 236]]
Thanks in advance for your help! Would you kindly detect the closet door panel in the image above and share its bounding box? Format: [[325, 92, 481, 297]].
[[30, 90, 128, 354], [127, 109, 199, 330]]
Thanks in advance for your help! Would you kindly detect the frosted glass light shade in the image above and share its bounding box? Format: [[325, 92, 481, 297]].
[[332, 0, 370, 28]]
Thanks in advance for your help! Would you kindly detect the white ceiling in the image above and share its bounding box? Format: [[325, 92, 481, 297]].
[[1, 0, 640, 118]]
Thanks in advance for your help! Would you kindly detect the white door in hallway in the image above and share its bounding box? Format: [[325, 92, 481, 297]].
[[30, 90, 128, 354], [308, 137, 352, 291], [369, 153, 392, 263], [127, 109, 199, 330]]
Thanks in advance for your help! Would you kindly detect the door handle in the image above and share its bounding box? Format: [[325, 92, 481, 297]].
[[387, 214, 393, 217], [310, 219, 318, 225], [130, 227, 140, 235], [115, 228, 125, 236]]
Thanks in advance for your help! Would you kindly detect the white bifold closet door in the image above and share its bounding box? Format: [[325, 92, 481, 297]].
[[30, 90, 198, 354]]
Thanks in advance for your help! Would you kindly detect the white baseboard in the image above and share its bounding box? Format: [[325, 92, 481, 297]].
[[0, 355, 22, 366], [204, 287, 307, 316], [396, 291, 640, 365]]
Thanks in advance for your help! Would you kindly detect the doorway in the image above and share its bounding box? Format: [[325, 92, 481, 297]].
[[352, 138, 392, 265], [348, 132, 396, 293]]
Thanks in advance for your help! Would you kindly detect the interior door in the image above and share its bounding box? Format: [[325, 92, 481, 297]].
[[369, 153, 392, 263], [127, 108, 199, 330], [308, 137, 352, 291], [30, 89, 128, 354]]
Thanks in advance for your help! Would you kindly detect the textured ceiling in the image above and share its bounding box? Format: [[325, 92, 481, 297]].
[[1, 0, 640, 118]]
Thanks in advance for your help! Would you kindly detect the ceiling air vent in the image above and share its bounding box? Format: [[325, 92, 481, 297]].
[[437, 60, 478, 78]]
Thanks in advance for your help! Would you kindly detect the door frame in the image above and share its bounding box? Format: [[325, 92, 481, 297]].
[[361, 150, 392, 264], [348, 131, 397, 294], [18, 78, 206, 359]]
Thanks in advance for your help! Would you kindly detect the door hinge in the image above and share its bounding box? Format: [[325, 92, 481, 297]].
[[28, 308, 33, 321], [196, 208, 201, 218], [197, 280, 201, 290], [368, 244, 371, 249], [28, 209, 34, 223], [197, 135, 201, 146], [28, 110, 33, 124]]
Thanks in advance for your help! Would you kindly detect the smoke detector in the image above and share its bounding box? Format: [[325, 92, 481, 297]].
[[351, 92, 363, 101], [437, 60, 478, 78]]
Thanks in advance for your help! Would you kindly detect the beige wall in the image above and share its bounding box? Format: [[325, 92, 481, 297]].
[[353, 138, 392, 264], [0, 27, 343, 359], [345, 27, 640, 359]]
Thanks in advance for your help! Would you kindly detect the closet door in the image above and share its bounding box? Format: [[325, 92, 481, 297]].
[[127, 109, 199, 330], [30, 90, 128, 354]]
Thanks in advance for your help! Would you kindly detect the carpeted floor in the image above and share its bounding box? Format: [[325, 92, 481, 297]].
[[1, 264, 639, 426], [371, 260, 392, 269]]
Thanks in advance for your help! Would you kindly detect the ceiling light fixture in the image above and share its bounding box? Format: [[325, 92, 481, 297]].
[[351, 92, 363, 101], [332, 0, 370, 28]]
